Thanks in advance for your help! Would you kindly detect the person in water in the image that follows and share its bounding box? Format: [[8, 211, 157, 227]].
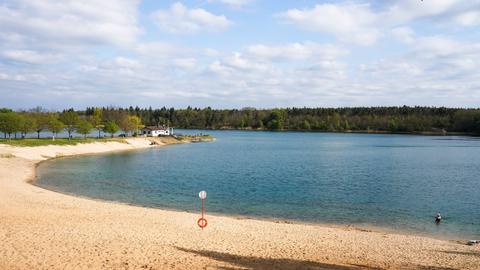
[[435, 212, 442, 224]]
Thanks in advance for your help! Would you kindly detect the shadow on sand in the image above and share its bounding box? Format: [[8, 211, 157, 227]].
[[436, 249, 480, 258], [175, 247, 382, 270]]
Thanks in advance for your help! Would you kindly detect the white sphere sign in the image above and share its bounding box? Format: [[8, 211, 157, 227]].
[[199, 191, 207, 199]]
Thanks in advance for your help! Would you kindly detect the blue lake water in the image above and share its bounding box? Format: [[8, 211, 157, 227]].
[[35, 131, 480, 239]]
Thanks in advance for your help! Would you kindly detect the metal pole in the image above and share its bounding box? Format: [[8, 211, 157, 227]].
[[201, 199, 205, 230]]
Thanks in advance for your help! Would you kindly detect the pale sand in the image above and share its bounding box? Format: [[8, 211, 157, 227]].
[[0, 138, 479, 270]]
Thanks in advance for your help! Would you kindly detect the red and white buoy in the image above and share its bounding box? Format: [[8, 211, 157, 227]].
[[197, 191, 208, 230]]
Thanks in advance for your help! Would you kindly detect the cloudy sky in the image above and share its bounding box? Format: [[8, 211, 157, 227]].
[[0, 0, 479, 110]]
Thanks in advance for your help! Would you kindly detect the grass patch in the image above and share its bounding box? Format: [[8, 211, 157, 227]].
[[0, 138, 127, 147], [0, 153, 15, 158]]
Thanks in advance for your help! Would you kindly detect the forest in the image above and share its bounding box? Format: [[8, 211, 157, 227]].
[[1, 106, 480, 139]]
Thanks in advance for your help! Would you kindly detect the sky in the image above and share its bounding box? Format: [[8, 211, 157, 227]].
[[0, 0, 479, 110]]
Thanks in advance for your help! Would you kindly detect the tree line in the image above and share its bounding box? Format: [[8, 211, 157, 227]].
[[0, 107, 142, 140], [1, 106, 480, 139], [88, 106, 480, 134]]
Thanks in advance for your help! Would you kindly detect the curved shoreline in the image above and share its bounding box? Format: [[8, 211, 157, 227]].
[[33, 156, 468, 243], [1, 139, 479, 269], [32, 140, 474, 242]]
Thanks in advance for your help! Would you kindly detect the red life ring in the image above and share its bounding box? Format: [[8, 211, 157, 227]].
[[197, 218, 208, 229]]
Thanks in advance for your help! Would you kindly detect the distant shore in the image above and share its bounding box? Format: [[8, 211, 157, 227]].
[[180, 127, 479, 137], [1, 139, 479, 269]]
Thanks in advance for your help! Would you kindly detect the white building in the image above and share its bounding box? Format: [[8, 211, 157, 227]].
[[142, 126, 173, 137]]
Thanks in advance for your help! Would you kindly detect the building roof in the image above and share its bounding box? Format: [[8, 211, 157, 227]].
[[143, 125, 169, 131]]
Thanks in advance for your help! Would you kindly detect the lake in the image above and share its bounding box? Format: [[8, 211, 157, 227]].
[[36, 131, 480, 239]]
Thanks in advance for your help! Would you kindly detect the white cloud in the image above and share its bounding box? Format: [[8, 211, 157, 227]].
[[204, 48, 221, 57], [113, 57, 141, 69], [414, 36, 463, 57], [151, 2, 232, 33], [1, 0, 479, 108], [390, 28, 476, 59], [280, 1, 480, 46], [209, 52, 269, 77], [391, 27, 415, 44], [208, 0, 254, 7], [453, 10, 480, 26], [246, 42, 348, 61], [135, 42, 185, 57], [0, 72, 26, 81], [173, 58, 196, 69], [279, 3, 381, 46], [0, 0, 141, 48], [1, 49, 63, 64], [385, 0, 480, 26], [204, 43, 349, 105], [209, 60, 232, 76], [133, 42, 198, 72], [357, 34, 480, 105]]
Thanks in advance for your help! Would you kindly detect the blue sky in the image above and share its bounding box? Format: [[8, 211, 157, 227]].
[[0, 0, 479, 110]]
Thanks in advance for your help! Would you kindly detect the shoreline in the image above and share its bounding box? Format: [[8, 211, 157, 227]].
[[33, 171, 471, 243], [178, 127, 480, 137], [1, 139, 479, 269], [31, 140, 475, 242]]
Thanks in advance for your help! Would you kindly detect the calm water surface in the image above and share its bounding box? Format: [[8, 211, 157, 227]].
[[36, 131, 480, 239]]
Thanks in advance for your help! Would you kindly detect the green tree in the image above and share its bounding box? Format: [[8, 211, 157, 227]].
[[20, 115, 38, 138], [0, 108, 13, 113], [332, 113, 342, 130], [0, 113, 9, 139], [475, 120, 480, 134], [254, 118, 264, 129], [91, 107, 103, 138], [128, 115, 143, 136], [452, 110, 480, 133], [301, 120, 311, 130], [388, 119, 399, 132], [0, 112, 23, 139], [13, 114, 25, 139], [48, 115, 65, 141], [119, 115, 136, 136], [33, 113, 48, 139], [76, 119, 93, 139], [103, 121, 119, 138], [59, 110, 79, 139], [2, 106, 476, 136], [267, 110, 285, 130]]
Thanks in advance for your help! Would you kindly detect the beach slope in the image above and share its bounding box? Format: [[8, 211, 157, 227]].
[[0, 138, 479, 270]]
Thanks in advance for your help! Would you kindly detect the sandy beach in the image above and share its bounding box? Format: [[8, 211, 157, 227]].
[[0, 138, 479, 270]]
